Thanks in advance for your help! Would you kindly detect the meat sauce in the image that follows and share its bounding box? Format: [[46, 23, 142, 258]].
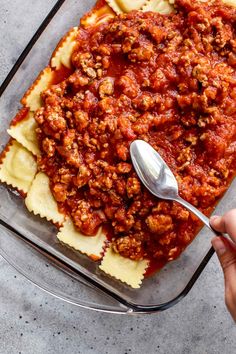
[[34, 0, 236, 274], [10, 107, 29, 126]]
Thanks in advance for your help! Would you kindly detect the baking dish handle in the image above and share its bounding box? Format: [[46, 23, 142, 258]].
[[0, 223, 132, 314]]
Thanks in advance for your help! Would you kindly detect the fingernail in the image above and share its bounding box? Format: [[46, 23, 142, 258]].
[[212, 238, 226, 256], [210, 215, 220, 222]]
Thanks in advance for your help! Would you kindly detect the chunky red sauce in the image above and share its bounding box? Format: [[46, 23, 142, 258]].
[[10, 107, 29, 126], [35, 0, 236, 273], [51, 65, 73, 85]]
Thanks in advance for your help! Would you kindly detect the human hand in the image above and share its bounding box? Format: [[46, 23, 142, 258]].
[[210, 210, 236, 322]]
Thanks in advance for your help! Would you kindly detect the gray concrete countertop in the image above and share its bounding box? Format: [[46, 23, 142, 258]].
[[0, 1, 235, 353]]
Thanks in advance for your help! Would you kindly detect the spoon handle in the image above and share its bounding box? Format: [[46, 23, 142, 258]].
[[174, 196, 221, 237]]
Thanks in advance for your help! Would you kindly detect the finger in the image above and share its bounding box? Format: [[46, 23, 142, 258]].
[[210, 209, 236, 243], [211, 236, 236, 279], [212, 236, 236, 321], [210, 215, 225, 233]]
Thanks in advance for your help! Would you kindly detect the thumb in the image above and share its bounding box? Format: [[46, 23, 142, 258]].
[[210, 210, 236, 243], [212, 236, 236, 321]]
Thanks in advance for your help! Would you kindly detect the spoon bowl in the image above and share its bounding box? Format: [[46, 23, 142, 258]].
[[130, 140, 179, 200], [130, 140, 219, 236]]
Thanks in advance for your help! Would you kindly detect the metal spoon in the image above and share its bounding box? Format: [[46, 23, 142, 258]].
[[130, 139, 219, 236]]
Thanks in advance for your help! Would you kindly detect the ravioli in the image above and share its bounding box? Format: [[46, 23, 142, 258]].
[[99, 247, 149, 288], [21, 67, 54, 111], [1, 0, 236, 290], [7, 112, 40, 156], [25, 172, 65, 224], [0, 140, 37, 194], [57, 218, 106, 260], [51, 27, 79, 69]]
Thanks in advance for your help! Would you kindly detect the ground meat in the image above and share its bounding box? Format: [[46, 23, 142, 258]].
[[126, 177, 141, 198], [145, 215, 174, 235], [99, 78, 114, 98], [52, 183, 68, 202], [113, 236, 144, 260], [72, 200, 106, 235], [42, 137, 56, 157], [74, 111, 89, 131], [35, 0, 236, 271], [117, 75, 139, 98]]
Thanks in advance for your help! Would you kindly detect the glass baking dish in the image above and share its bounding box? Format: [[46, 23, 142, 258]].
[[1, 0, 236, 315]]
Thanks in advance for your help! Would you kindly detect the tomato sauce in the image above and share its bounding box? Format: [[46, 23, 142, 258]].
[[34, 0, 236, 274], [52, 65, 73, 85], [10, 107, 29, 126]]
